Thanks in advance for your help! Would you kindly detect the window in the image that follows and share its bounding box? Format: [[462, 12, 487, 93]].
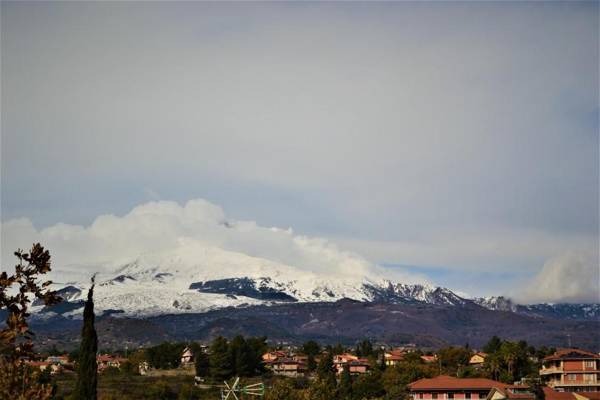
[[448, 393, 454, 399], [432, 393, 438, 399], [585, 361, 595, 368], [419, 394, 423, 399], [567, 374, 577, 381], [466, 393, 471, 399]]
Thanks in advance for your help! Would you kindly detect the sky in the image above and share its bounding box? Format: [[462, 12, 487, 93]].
[[1, 1, 598, 303]]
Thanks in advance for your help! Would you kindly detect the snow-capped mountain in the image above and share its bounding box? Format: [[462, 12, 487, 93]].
[[39, 240, 598, 321], [39, 239, 469, 317], [472, 296, 518, 312], [473, 296, 600, 321]]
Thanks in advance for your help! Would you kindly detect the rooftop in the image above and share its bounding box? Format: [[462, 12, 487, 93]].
[[409, 376, 506, 390]]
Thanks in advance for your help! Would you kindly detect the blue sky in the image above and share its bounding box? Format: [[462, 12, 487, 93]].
[[1, 1, 598, 301]]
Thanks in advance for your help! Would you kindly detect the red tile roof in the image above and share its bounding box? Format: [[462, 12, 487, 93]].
[[408, 376, 505, 390], [543, 388, 577, 400], [543, 348, 600, 362], [577, 394, 600, 400]]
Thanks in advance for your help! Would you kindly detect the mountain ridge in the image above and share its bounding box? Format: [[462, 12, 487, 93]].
[[39, 242, 599, 322]]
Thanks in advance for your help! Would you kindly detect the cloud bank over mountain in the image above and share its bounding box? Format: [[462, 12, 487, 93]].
[[516, 251, 599, 304], [0, 199, 427, 285], [2, 198, 598, 304]]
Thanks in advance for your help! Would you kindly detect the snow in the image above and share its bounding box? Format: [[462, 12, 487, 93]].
[[43, 240, 470, 317]]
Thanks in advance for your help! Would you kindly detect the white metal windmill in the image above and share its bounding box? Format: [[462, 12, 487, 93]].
[[221, 377, 265, 400]]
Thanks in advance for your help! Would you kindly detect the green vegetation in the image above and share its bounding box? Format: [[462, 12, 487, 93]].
[[146, 342, 187, 369]]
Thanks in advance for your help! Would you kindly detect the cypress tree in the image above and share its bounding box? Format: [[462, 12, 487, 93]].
[[74, 279, 98, 400]]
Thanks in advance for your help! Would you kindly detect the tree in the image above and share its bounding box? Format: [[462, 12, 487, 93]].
[[355, 339, 374, 357], [74, 277, 98, 400], [316, 351, 336, 387], [266, 378, 304, 400], [0, 244, 62, 400], [146, 342, 185, 369], [382, 366, 409, 399], [245, 336, 267, 375], [302, 340, 321, 357], [438, 346, 471, 376], [307, 353, 317, 372], [530, 379, 546, 400], [352, 368, 385, 399], [338, 364, 352, 400], [195, 350, 209, 377], [307, 378, 337, 400], [483, 336, 503, 354], [303, 340, 321, 372], [209, 336, 232, 381], [229, 335, 253, 376]]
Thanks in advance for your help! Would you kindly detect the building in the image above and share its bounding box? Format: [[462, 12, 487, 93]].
[[97, 354, 127, 372], [45, 355, 70, 366], [262, 350, 287, 363], [470, 353, 488, 367], [487, 385, 534, 400], [333, 353, 358, 366], [385, 349, 405, 367], [25, 360, 63, 375], [408, 375, 508, 400], [542, 388, 600, 400], [346, 359, 370, 375], [271, 358, 307, 378], [540, 349, 600, 392], [181, 347, 194, 365], [331, 353, 370, 375]]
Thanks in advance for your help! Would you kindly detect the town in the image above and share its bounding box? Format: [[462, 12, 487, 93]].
[[19, 336, 600, 400]]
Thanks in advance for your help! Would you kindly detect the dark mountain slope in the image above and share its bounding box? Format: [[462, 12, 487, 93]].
[[29, 300, 600, 351]]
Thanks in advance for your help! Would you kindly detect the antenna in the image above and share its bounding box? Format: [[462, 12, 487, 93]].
[[566, 333, 572, 348]]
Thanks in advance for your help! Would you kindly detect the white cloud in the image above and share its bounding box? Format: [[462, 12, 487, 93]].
[[0, 199, 427, 285], [515, 251, 600, 304]]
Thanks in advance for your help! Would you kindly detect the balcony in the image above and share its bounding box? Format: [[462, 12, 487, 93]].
[[540, 367, 563, 375], [554, 382, 600, 387]]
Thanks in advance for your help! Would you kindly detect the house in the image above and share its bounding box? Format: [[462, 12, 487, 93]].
[[385, 349, 406, 367], [181, 347, 194, 365], [293, 354, 308, 364], [262, 350, 287, 363], [332, 353, 370, 375], [271, 358, 307, 378], [333, 353, 358, 365], [408, 375, 507, 400], [96, 354, 127, 372], [45, 355, 70, 366], [25, 360, 63, 375], [470, 353, 488, 367], [486, 385, 534, 400], [347, 359, 371, 375], [543, 387, 578, 400], [540, 348, 600, 392]]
